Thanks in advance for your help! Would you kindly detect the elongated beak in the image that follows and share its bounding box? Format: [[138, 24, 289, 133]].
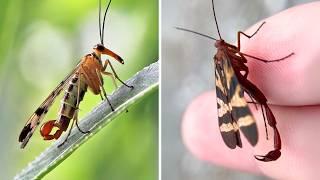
[[102, 48, 124, 64]]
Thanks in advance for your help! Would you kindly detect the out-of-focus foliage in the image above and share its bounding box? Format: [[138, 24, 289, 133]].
[[0, 0, 158, 179]]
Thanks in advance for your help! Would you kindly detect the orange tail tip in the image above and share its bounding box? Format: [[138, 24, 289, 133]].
[[40, 120, 63, 140]]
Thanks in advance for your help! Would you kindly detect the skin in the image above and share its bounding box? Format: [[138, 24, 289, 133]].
[[182, 2, 320, 179]]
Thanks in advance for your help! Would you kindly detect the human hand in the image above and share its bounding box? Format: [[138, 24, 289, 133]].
[[182, 2, 320, 179]]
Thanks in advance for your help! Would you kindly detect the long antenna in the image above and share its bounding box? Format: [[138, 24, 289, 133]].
[[101, 0, 112, 45], [212, 0, 222, 39], [175, 27, 218, 41], [99, 0, 102, 44]]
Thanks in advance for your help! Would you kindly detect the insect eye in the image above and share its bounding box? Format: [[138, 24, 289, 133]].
[[94, 44, 105, 51]]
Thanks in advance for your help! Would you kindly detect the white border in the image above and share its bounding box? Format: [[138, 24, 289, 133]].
[[158, 0, 162, 179]]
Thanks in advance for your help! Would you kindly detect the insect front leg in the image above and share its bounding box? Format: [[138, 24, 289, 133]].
[[102, 62, 132, 113], [235, 22, 294, 63], [104, 59, 134, 89], [237, 22, 266, 50], [95, 69, 115, 111]]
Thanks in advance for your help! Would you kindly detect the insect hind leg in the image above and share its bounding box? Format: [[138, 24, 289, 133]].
[[260, 104, 269, 140], [241, 78, 281, 161]]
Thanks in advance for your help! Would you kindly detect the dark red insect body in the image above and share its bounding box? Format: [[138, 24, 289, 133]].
[[177, 0, 294, 161], [214, 37, 286, 161]]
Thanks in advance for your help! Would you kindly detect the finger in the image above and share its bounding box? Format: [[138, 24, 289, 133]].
[[240, 2, 320, 106], [182, 91, 320, 179], [182, 92, 261, 174], [252, 103, 320, 180]]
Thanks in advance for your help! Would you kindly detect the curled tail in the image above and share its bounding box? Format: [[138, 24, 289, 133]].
[[255, 105, 281, 162]]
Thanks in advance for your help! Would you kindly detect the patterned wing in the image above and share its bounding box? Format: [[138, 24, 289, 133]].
[[215, 50, 258, 148], [18, 65, 80, 148]]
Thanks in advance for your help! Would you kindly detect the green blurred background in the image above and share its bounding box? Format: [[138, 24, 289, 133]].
[[0, 0, 158, 179]]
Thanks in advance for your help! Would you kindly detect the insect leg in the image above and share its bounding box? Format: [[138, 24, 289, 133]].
[[96, 69, 115, 111], [237, 22, 266, 50], [236, 74, 281, 161], [228, 53, 249, 78], [103, 90, 114, 111], [75, 113, 90, 134], [105, 59, 134, 89], [58, 119, 75, 148], [100, 93, 104, 100], [240, 51, 294, 63], [74, 73, 90, 134], [102, 71, 118, 89], [227, 46, 294, 64], [102, 58, 109, 71], [102, 63, 130, 113], [101, 61, 118, 89], [229, 58, 257, 110], [255, 105, 282, 162], [260, 103, 269, 140], [247, 93, 258, 110]]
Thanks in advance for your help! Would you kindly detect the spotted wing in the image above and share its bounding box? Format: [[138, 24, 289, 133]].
[[18, 66, 80, 148], [215, 51, 258, 149]]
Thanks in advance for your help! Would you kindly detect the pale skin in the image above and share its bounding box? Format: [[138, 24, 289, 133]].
[[182, 2, 320, 179]]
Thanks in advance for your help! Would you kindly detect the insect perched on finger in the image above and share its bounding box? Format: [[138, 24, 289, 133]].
[[176, 0, 294, 162], [18, 0, 134, 149]]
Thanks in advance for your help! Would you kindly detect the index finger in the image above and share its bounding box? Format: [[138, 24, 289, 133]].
[[241, 2, 320, 106]]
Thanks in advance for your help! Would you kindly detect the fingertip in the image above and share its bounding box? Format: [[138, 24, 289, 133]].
[[182, 91, 261, 173], [182, 91, 216, 161], [240, 2, 320, 105]]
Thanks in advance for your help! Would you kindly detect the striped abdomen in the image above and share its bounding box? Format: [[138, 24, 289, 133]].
[[57, 73, 88, 131]]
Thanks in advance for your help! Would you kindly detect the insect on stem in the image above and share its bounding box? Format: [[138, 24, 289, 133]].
[[18, 0, 133, 149]]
